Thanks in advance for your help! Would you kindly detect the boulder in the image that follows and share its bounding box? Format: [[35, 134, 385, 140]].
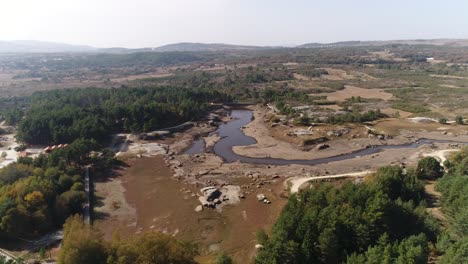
[[198, 170, 209, 176], [257, 194, 266, 201], [316, 144, 330, 150]]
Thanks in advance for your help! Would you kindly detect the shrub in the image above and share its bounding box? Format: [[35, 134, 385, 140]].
[[416, 157, 443, 179], [439, 118, 448, 124]]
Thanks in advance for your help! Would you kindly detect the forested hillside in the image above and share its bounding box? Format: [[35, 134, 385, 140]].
[[436, 148, 468, 263], [9, 87, 231, 145], [255, 165, 438, 264], [0, 139, 114, 239], [255, 151, 468, 264]]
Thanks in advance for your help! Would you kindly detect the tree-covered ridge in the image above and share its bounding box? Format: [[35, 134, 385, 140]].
[[436, 147, 468, 263], [14, 87, 231, 145], [255, 166, 438, 264], [0, 139, 114, 239]]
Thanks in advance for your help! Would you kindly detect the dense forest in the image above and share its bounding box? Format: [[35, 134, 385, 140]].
[[435, 148, 468, 263], [0, 139, 115, 239], [0, 51, 212, 72], [255, 164, 436, 264], [3, 81, 387, 146], [255, 151, 468, 264], [7, 87, 231, 145]]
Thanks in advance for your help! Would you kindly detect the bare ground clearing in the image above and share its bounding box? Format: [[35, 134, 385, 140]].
[[315, 85, 394, 101], [320, 68, 355, 80], [111, 72, 174, 82], [373, 118, 468, 137], [430, 74, 468, 80], [381, 107, 413, 118], [94, 156, 287, 263], [233, 106, 411, 160]]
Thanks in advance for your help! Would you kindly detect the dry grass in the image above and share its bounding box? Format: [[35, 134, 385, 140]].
[[315, 85, 394, 102]]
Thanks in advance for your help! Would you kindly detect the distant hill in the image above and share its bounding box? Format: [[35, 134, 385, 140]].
[[0, 40, 99, 53], [297, 39, 468, 48], [152, 42, 271, 52], [0, 41, 272, 54], [2, 39, 468, 54]]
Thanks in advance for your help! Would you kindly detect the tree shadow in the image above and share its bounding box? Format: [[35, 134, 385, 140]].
[[93, 210, 111, 221], [90, 162, 129, 222]]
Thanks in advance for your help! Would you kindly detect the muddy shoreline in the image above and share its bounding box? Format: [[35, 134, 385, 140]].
[[95, 104, 468, 263], [185, 107, 468, 166]]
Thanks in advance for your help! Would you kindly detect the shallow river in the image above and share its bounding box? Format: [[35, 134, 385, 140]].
[[186, 110, 465, 165]]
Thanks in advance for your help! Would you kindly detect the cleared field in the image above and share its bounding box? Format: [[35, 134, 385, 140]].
[[111, 72, 174, 82], [430, 74, 468, 80], [380, 107, 413, 118], [315, 85, 393, 102], [320, 68, 355, 80], [373, 118, 468, 136]]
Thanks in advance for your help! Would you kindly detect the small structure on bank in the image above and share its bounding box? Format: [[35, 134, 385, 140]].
[[43, 144, 69, 153]]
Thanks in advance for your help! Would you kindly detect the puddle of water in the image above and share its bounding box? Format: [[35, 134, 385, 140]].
[[185, 138, 205, 154]]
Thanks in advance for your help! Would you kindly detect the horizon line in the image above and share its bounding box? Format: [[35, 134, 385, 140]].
[[1, 37, 468, 50]]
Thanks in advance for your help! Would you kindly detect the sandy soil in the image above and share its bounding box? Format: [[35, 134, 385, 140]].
[[440, 84, 464, 89], [424, 179, 446, 222], [117, 142, 168, 158], [0, 134, 23, 169], [94, 157, 201, 239], [203, 134, 221, 149], [0, 127, 46, 168], [315, 85, 394, 102], [293, 73, 310, 81], [381, 107, 413, 118], [369, 51, 408, 62], [93, 176, 136, 229], [287, 146, 463, 194], [320, 68, 355, 81], [287, 170, 373, 193], [423, 149, 459, 163], [430, 74, 468, 80], [111, 72, 174, 82], [233, 107, 410, 160], [268, 121, 368, 147], [422, 148, 463, 223], [374, 118, 468, 137], [322, 104, 342, 111], [422, 149, 459, 222]]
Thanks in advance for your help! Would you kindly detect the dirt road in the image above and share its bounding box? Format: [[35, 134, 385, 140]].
[[287, 170, 373, 193]]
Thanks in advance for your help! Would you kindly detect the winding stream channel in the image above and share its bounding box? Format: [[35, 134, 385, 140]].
[[186, 110, 466, 165]]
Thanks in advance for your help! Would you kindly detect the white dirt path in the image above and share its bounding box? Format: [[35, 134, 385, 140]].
[[287, 170, 373, 194], [287, 148, 462, 194]]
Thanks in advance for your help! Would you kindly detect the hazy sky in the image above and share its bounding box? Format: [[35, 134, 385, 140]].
[[1, 0, 468, 48]]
